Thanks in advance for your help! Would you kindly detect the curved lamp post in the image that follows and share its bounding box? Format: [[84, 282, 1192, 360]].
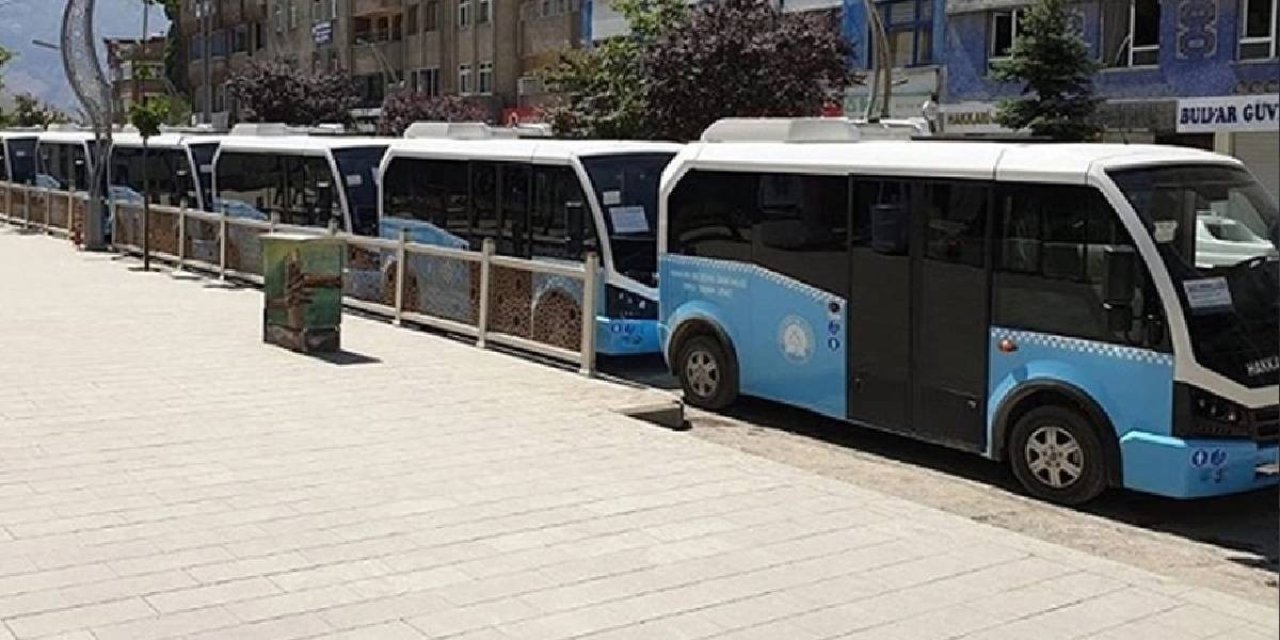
[[60, 0, 113, 250]]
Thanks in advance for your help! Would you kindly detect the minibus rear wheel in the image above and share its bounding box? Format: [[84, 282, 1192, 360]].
[[677, 334, 738, 410], [1009, 405, 1108, 505]]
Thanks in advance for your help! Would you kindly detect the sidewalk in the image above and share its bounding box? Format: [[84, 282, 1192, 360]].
[[0, 228, 1275, 640]]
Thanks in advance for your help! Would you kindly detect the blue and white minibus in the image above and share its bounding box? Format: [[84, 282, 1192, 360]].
[[212, 124, 388, 233], [658, 119, 1278, 504], [36, 129, 99, 191], [108, 131, 223, 211], [0, 130, 40, 185], [379, 132, 682, 355]]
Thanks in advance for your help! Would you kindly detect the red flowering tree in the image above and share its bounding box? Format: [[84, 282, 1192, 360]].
[[644, 0, 855, 141], [226, 60, 359, 125], [377, 90, 491, 136]]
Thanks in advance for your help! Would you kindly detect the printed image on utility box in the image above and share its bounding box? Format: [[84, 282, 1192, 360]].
[[262, 233, 344, 354]]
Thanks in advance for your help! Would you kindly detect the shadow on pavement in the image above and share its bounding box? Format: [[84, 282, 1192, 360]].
[[308, 350, 382, 366]]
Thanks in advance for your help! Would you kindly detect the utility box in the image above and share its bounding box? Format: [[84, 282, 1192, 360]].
[[262, 233, 344, 353]]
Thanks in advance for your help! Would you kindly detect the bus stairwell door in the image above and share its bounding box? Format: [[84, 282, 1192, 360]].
[[847, 179, 990, 452]]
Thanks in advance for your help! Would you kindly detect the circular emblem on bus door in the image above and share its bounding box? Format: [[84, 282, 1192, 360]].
[[778, 315, 815, 364]]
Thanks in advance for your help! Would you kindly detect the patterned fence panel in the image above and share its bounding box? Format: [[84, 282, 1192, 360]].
[[49, 192, 70, 230], [225, 222, 267, 276], [185, 215, 223, 268], [345, 243, 390, 307], [147, 206, 181, 257], [404, 251, 480, 326]]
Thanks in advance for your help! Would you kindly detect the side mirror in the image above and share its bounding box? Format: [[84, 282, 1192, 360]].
[[1103, 246, 1137, 334], [1102, 246, 1136, 307]]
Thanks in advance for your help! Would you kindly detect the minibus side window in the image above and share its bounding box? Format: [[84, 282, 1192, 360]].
[[993, 184, 1161, 347], [531, 165, 594, 260]]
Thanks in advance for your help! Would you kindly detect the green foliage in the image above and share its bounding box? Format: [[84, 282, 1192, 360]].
[[645, 0, 853, 141], [0, 44, 11, 102], [991, 0, 1101, 141], [227, 60, 360, 126], [129, 96, 171, 139], [542, 0, 688, 139], [7, 93, 69, 128]]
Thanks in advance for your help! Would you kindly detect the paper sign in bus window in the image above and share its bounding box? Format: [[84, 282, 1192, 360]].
[[610, 206, 649, 234], [1183, 277, 1233, 313]]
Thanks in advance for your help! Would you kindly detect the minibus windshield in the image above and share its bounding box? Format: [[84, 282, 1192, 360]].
[[580, 152, 673, 285], [1110, 165, 1278, 387]]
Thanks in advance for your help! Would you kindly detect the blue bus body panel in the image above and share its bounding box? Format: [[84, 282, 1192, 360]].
[[1119, 432, 1279, 498], [987, 327, 1177, 448], [661, 254, 846, 418], [987, 327, 1279, 498]]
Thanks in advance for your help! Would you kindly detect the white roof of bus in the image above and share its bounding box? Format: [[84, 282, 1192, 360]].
[[217, 135, 389, 155], [37, 130, 97, 144], [676, 141, 1237, 184], [111, 132, 225, 150], [386, 138, 683, 164], [0, 131, 40, 141]]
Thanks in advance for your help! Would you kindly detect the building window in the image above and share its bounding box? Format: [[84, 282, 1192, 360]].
[[459, 63, 472, 94], [288, 0, 298, 29], [1102, 0, 1160, 67], [415, 67, 441, 96], [1240, 0, 1279, 60], [478, 61, 493, 94], [988, 9, 1023, 67], [459, 0, 471, 27], [875, 0, 934, 68], [407, 4, 419, 33], [425, 1, 439, 30], [478, 0, 491, 23]]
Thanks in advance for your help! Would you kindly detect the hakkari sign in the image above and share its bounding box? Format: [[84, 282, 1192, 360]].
[[1176, 94, 1280, 133]]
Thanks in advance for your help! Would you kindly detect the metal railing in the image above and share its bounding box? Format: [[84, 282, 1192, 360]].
[[0, 181, 598, 377]]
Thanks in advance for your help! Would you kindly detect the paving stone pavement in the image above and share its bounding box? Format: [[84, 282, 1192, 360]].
[[0, 228, 1275, 640]]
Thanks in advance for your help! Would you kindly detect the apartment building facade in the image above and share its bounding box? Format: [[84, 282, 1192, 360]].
[[105, 36, 169, 121], [943, 0, 1279, 197], [181, 0, 581, 125]]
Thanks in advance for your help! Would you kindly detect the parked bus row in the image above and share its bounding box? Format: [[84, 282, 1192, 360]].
[[1, 118, 1275, 505]]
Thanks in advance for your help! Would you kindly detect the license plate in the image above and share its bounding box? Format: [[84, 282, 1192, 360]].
[[1256, 463, 1279, 477]]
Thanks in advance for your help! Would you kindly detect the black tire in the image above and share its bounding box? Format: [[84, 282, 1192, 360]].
[[1009, 405, 1109, 505], [676, 334, 739, 410]]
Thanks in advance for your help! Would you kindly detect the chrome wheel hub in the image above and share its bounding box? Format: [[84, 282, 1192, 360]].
[[1025, 425, 1084, 489], [685, 350, 720, 399]]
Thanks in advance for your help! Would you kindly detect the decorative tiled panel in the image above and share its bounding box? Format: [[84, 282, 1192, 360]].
[[1176, 0, 1219, 61], [488, 266, 533, 338]]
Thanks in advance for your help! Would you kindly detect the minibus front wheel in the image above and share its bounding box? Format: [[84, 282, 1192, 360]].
[[1009, 405, 1109, 505], [677, 334, 739, 410]]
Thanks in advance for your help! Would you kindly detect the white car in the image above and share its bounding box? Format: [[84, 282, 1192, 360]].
[[1195, 213, 1277, 268]]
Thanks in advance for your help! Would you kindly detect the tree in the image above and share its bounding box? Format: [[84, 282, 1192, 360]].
[[226, 60, 359, 126], [644, 0, 854, 141], [129, 94, 169, 270], [991, 0, 1101, 141], [8, 93, 70, 128], [0, 44, 11, 97], [542, 0, 688, 139], [377, 90, 490, 136]]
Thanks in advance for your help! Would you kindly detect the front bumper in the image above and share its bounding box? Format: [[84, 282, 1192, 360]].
[[596, 317, 660, 356], [1120, 431, 1279, 498]]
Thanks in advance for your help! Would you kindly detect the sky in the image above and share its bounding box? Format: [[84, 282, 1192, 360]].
[[0, 0, 171, 112]]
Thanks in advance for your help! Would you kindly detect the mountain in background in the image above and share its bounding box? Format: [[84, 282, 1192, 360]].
[[0, 0, 171, 114]]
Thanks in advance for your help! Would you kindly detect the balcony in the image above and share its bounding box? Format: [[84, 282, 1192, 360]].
[[352, 0, 404, 17]]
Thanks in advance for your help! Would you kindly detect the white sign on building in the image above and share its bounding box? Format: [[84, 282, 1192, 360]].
[[1176, 94, 1280, 133]]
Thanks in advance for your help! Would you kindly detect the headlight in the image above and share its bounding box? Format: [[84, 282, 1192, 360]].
[[1175, 385, 1256, 440]]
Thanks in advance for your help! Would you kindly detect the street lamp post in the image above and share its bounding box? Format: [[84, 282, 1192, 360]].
[[198, 0, 213, 125]]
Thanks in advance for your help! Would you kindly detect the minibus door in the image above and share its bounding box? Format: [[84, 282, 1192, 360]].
[[847, 179, 990, 452]]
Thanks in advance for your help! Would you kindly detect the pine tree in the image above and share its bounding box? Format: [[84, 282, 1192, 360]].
[[992, 0, 1101, 141]]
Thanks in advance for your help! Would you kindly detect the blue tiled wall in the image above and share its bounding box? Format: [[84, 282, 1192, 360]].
[[947, 1, 1280, 103]]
